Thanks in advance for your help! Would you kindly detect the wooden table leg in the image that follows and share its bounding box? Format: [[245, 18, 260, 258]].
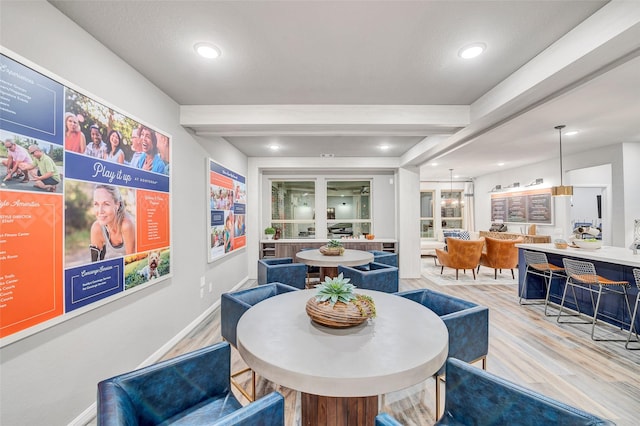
[[301, 392, 377, 426], [319, 266, 339, 279]]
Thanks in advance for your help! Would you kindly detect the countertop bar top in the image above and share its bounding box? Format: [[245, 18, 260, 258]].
[[260, 238, 397, 243], [516, 243, 640, 268]]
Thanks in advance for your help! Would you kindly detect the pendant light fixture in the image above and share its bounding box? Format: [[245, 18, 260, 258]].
[[441, 169, 457, 206], [551, 125, 573, 196]]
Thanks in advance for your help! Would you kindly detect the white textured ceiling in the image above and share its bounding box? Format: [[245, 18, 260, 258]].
[[48, 0, 640, 180]]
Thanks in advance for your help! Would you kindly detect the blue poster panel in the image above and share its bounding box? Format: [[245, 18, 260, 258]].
[[208, 158, 246, 262], [0, 52, 172, 339]]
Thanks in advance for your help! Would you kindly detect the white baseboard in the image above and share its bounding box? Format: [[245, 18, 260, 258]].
[[67, 277, 250, 426]]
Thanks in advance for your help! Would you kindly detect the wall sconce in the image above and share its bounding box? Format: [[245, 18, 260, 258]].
[[526, 178, 544, 187], [489, 184, 502, 193], [551, 125, 573, 196]]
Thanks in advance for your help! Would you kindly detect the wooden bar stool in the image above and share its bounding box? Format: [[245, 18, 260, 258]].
[[519, 250, 566, 316], [558, 258, 632, 341], [625, 268, 640, 349]]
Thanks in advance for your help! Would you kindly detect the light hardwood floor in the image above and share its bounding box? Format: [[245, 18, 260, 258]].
[[157, 270, 640, 426], [158, 266, 640, 426]]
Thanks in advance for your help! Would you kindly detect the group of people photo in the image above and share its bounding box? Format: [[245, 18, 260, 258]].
[[64, 88, 170, 175]]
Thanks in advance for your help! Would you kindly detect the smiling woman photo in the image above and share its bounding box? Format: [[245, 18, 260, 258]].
[[104, 129, 125, 164], [90, 184, 136, 261], [135, 125, 166, 174]]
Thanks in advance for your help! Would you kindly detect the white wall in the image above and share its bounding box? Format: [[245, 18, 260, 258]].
[[622, 143, 640, 247], [0, 2, 247, 425]]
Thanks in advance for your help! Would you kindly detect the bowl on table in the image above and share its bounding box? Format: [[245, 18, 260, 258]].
[[574, 239, 603, 250], [554, 239, 568, 249]]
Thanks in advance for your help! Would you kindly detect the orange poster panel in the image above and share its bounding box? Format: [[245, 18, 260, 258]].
[[136, 190, 170, 251], [233, 235, 246, 249], [0, 191, 63, 338], [210, 172, 233, 188]]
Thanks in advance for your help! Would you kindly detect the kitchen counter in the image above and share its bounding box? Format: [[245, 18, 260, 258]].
[[516, 243, 639, 331]]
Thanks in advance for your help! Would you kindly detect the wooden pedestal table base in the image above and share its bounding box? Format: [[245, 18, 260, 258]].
[[302, 393, 377, 426]]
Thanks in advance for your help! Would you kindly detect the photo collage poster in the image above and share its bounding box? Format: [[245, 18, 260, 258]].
[[0, 53, 172, 340], [208, 158, 246, 262]]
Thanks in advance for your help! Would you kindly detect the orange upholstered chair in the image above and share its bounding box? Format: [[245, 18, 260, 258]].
[[478, 236, 523, 279], [435, 238, 485, 280]]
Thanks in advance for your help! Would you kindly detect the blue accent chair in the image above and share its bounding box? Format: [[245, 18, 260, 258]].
[[97, 341, 285, 426], [396, 288, 489, 419], [338, 262, 399, 293], [257, 257, 307, 289], [375, 412, 403, 425], [436, 358, 614, 425], [221, 283, 299, 400], [368, 250, 398, 267]]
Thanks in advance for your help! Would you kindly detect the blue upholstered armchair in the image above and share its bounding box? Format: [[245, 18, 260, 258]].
[[436, 358, 614, 425], [368, 250, 398, 267], [396, 288, 489, 419], [338, 262, 399, 293], [97, 342, 285, 426], [221, 282, 300, 348], [257, 257, 307, 289], [221, 282, 299, 401], [375, 412, 403, 425]]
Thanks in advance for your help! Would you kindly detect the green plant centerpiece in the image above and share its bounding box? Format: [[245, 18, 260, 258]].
[[264, 226, 276, 239], [305, 273, 376, 328], [319, 239, 345, 256]]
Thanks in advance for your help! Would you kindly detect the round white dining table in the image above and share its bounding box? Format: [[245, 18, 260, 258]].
[[295, 248, 374, 279], [236, 289, 448, 425]]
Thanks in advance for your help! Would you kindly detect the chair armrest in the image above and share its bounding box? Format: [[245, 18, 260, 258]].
[[338, 263, 399, 293], [437, 358, 615, 426], [395, 290, 489, 372], [97, 381, 138, 426], [375, 412, 403, 426], [270, 263, 307, 289], [98, 342, 232, 425], [441, 305, 489, 365], [221, 294, 253, 347], [213, 392, 285, 426]]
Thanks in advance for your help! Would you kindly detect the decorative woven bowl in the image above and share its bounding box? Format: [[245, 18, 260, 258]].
[[319, 245, 344, 256], [305, 296, 375, 328]]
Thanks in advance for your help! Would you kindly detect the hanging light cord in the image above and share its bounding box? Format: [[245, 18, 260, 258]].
[[555, 125, 566, 185], [449, 168, 453, 193]]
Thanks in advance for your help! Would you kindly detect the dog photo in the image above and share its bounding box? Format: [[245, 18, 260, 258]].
[[138, 250, 161, 281]]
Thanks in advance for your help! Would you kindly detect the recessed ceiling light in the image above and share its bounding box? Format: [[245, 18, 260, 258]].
[[194, 42, 221, 59], [564, 130, 579, 136], [380, 145, 390, 151], [458, 43, 486, 59], [269, 144, 279, 151], [431, 163, 438, 167], [497, 162, 505, 166]]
